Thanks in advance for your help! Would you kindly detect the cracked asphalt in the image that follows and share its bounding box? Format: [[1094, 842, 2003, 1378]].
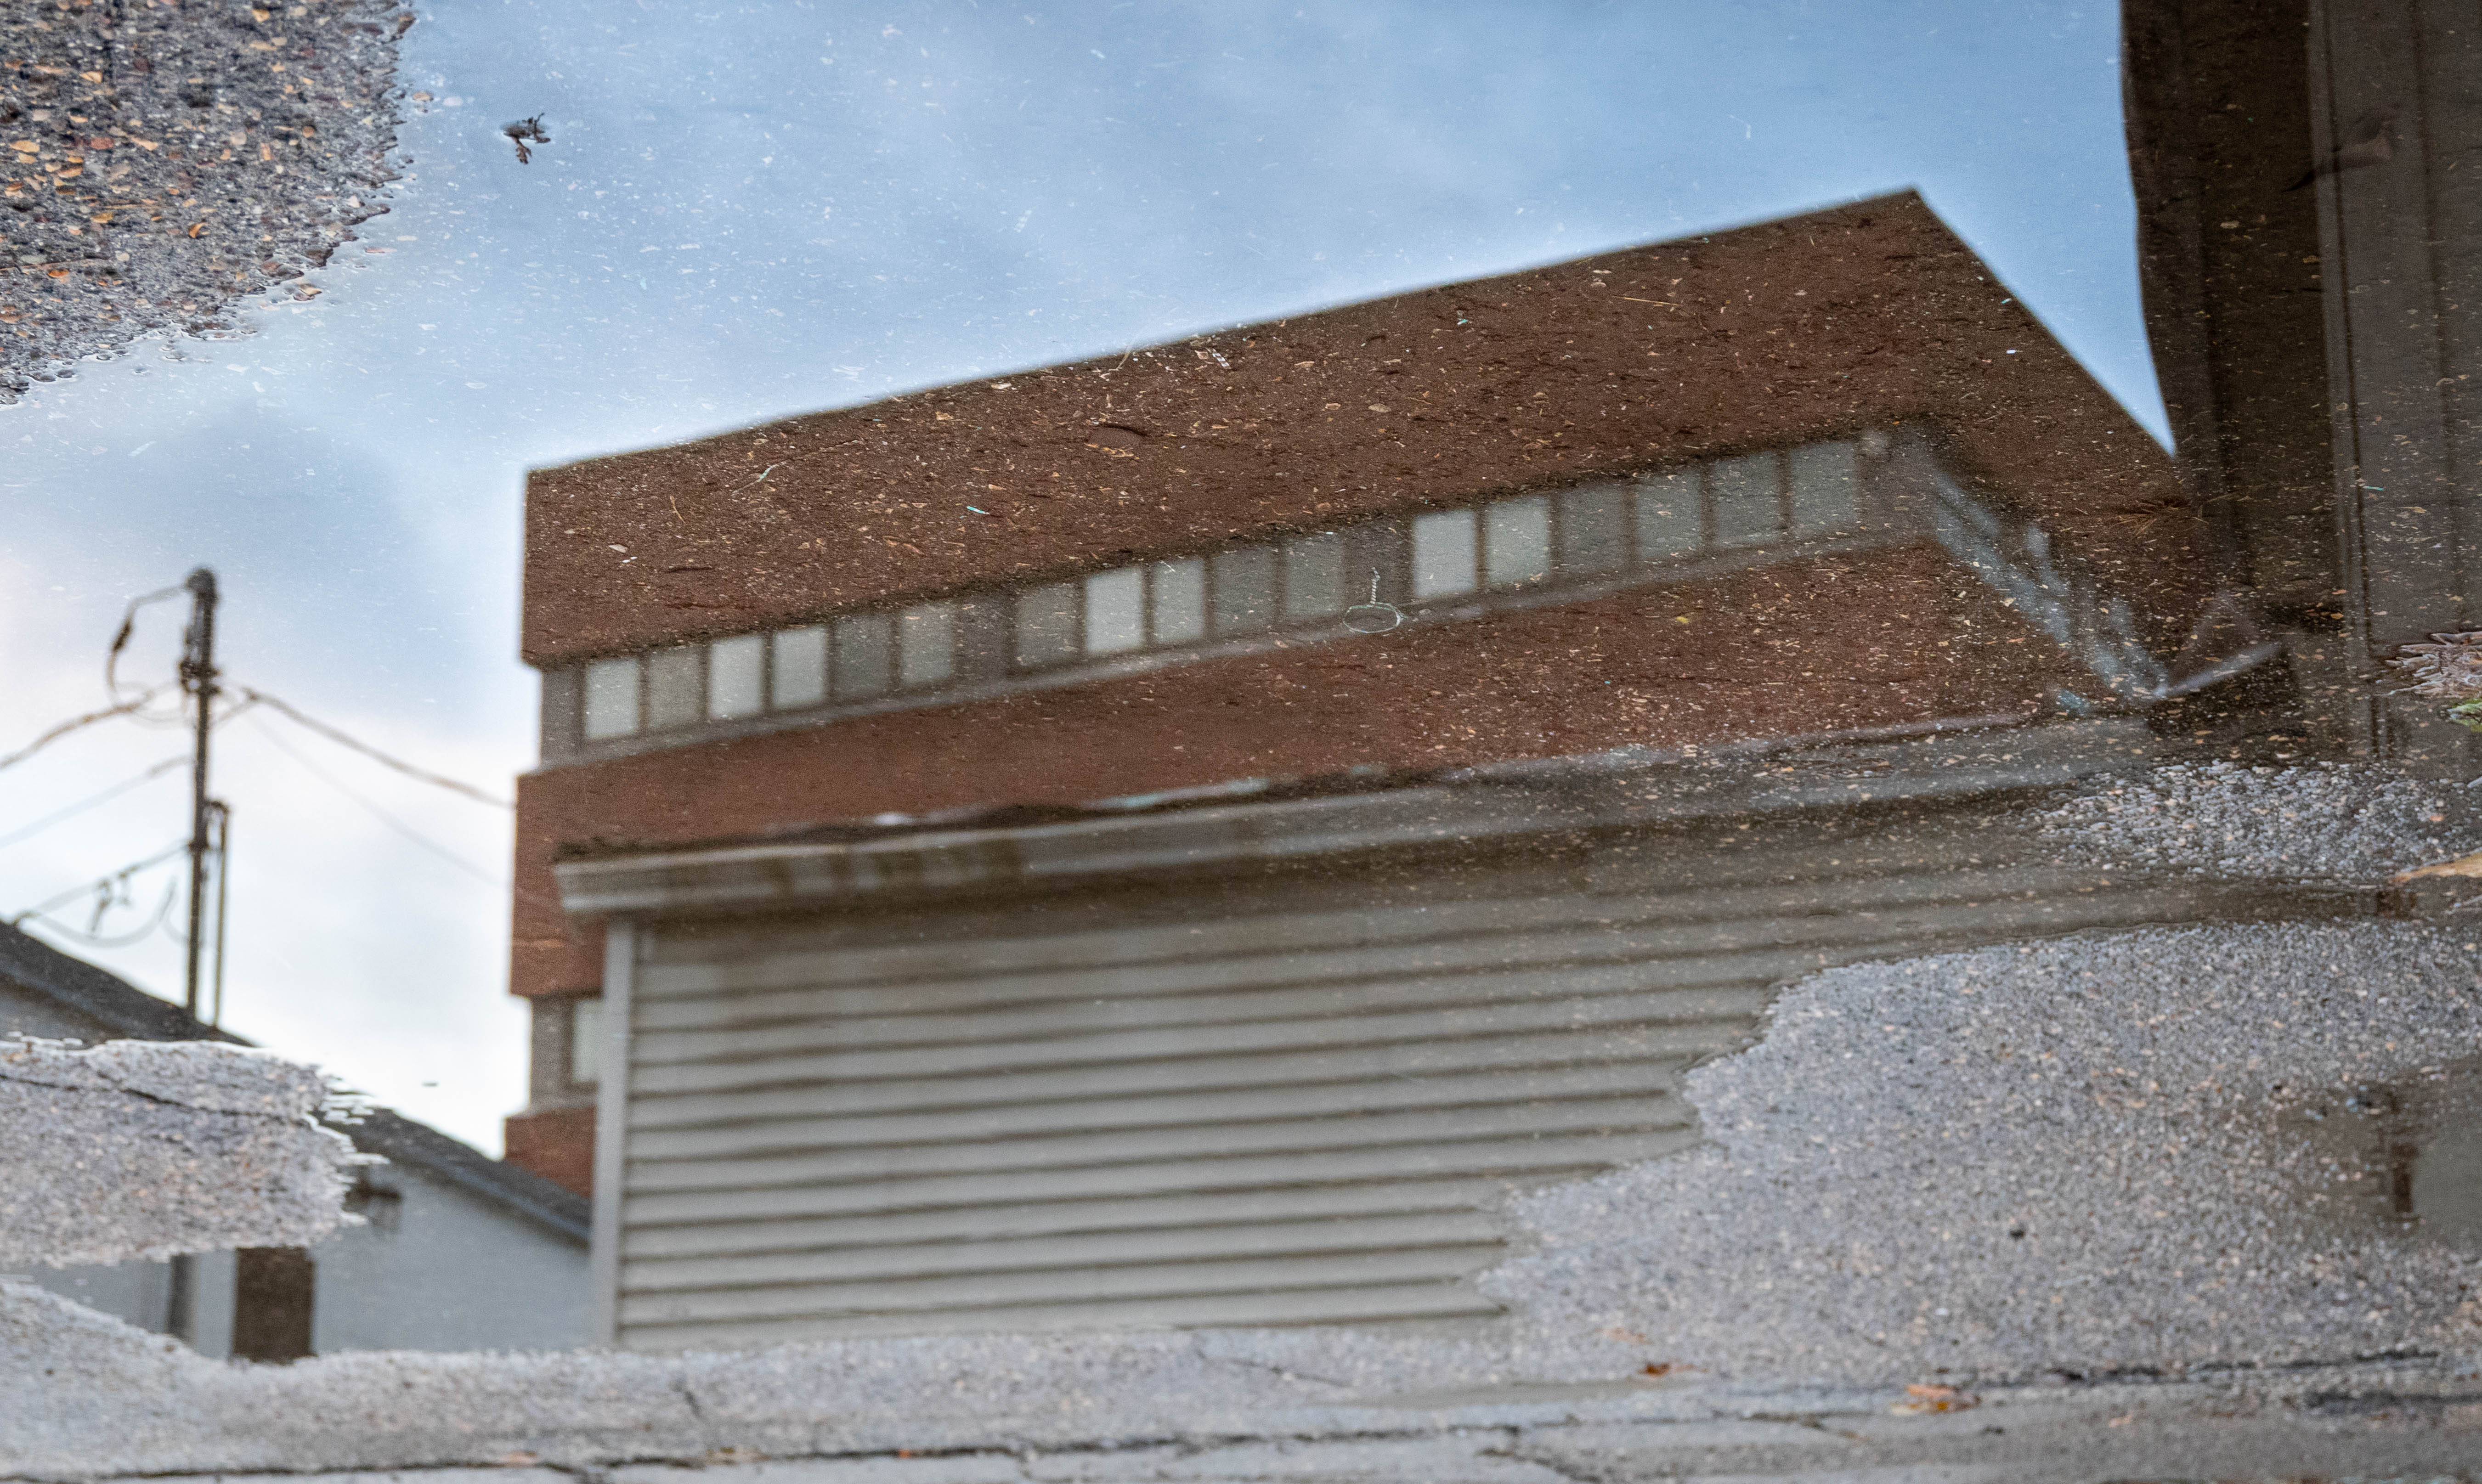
[[0, 1037, 361, 1269], [7, 919, 2482, 1477], [1480, 920, 2482, 1388], [0, 0, 409, 401]]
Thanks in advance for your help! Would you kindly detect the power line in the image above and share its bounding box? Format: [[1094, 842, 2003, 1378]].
[[235, 686, 514, 809], [106, 583, 189, 700], [15, 881, 179, 950], [0, 754, 186, 852], [242, 713, 553, 908], [0, 685, 175, 774], [0, 698, 263, 852], [5, 838, 191, 927]]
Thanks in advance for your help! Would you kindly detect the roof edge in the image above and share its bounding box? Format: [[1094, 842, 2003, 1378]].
[[520, 189, 1938, 486], [0, 923, 585, 1245], [555, 714, 2155, 920]]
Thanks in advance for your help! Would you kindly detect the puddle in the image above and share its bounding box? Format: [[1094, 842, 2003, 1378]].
[[2279, 1057, 2482, 1251]]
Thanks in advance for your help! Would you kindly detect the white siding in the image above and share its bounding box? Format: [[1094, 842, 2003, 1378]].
[[605, 807, 2311, 1351]]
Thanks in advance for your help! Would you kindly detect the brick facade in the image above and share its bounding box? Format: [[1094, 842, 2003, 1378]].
[[498, 191, 2202, 1189]]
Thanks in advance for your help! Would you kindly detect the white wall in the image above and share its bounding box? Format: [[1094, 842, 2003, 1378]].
[[312, 1160, 588, 1354], [1, 980, 585, 1355], [0, 983, 237, 1355]]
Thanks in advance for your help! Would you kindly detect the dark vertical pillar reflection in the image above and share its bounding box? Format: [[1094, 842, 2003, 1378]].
[[2124, 0, 2358, 752], [230, 1247, 315, 1364]]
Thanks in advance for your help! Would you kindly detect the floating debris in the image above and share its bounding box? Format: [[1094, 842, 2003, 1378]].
[[2389, 630, 2482, 730], [1891, 1383, 1979, 1415], [502, 113, 551, 165]]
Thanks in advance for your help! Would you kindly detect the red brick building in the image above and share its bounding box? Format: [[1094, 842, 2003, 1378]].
[[499, 192, 2269, 1347]]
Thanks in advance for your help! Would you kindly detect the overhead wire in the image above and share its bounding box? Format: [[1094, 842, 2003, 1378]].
[[0, 686, 176, 773], [0, 754, 187, 852], [18, 881, 180, 950], [5, 585, 527, 965], [241, 713, 554, 909], [5, 838, 191, 929], [105, 583, 189, 702], [0, 696, 263, 852], [235, 686, 514, 809]]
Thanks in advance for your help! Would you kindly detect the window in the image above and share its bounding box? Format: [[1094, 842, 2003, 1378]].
[[832, 614, 893, 698], [899, 602, 956, 687], [1085, 567, 1146, 654], [771, 626, 829, 708], [1283, 533, 1346, 617], [582, 656, 640, 739], [645, 646, 702, 730], [1412, 509, 1478, 598], [707, 633, 765, 720], [1211, 547, 1276, 633], [1636, 469, 1701, 560], [570, 996, 602, 1087], [1789, 441, 1859, 536], [563, 439, 1878, 754], [1016, 582, 1080, 666], [1558, 484, 1628, 576], [1483, 496, 1552, 587], [1709, 451, 1783, 547], [1151, 557, 1206, 644]]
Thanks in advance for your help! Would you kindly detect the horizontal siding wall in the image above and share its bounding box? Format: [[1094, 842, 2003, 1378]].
[[613, 806, 2341, 1349]]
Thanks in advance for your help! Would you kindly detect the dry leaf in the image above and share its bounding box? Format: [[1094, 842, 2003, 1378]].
[[1890, 1382, 1978, 1415], [2394, 850, 2482, 882]]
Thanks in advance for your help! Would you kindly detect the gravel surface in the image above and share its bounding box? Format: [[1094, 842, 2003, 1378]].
[[2033, 761, 2482, 884], [0, 1037, 362, 1268], [1478, 921, 2482, 1387], [0, 0, 409, 401], [7, 926, 2482, 1472], [6, 1273, 2480, 1479]]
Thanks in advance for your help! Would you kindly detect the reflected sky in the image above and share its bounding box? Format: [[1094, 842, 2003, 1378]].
[[0, 0, 2153, 1151]]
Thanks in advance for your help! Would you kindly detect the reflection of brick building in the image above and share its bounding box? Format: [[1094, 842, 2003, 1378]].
[[504, 192, 2268, 1348]]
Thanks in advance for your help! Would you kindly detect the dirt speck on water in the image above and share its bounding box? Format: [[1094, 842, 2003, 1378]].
[[0, 0, 410, 401]]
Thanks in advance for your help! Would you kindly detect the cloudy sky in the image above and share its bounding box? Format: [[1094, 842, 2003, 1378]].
[[0, 0, 2152, 1153]]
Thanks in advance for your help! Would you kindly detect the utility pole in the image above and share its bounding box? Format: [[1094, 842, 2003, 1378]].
[[178, 567, 218, 1019], [209, 800, 232, 1027], [168, 567, 220, 1347]]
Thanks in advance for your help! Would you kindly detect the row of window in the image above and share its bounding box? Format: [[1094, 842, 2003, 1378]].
[[571, 440, 1866, 745], [583, 604, 957, 740]]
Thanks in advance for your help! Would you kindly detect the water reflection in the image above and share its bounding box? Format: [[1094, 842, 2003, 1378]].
[[516, 190, 2392, 1350], [2284, 1058, 2482, 1252], [3, 1, 2482, 1472]]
